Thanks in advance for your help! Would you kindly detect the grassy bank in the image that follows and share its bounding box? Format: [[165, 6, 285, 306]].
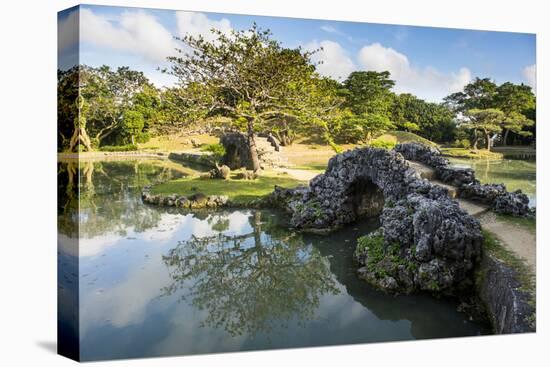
[[496, 213, 536, 233], [151, 171, 306, 204], [441, 147, 504, 159], [481, 230, 535, 295]]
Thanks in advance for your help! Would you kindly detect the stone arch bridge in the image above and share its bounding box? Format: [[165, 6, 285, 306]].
[[268, 145, 483, 294]]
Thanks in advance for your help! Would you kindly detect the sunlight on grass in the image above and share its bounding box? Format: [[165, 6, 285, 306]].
[[441, 148, 503, 159], [138, 134, 219, 151], [151, 171, 306, 203]]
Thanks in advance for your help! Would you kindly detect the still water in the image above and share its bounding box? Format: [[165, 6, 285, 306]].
[[449, 158, 536, 207], [58, 160, 488, 361]]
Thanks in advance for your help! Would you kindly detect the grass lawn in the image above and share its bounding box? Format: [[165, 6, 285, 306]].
[[440, 147, 504, 159], [138, 134, 219, 152], [285, 131, 438, 170], [151, 171, 306, 204], [283, 139, 354, 169]]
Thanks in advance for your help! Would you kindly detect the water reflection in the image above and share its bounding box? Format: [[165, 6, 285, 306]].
[[162, 211, 339, 336], [58, 160, 188, 249], [57, 160, 488, 361], [307, 224, 489, 340]]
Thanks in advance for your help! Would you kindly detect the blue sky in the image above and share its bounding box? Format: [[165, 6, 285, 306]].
[[58, 4, 536, 102]]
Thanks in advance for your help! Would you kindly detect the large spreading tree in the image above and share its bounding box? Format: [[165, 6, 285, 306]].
[[463, 108, 505, 150], [163, 24, 342, 171], [444, 78, 536, 147]]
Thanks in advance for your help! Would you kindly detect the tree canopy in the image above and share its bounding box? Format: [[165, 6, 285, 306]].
[[163, 24, 343, 170]]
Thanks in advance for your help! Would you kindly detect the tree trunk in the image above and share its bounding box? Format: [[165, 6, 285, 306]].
[[247, 120, 261, 172], [503, 129, 510, 146], [280, 132, 290, 146], [69, 127, 93, 152], [485, 132, 492, 150], [472, 130, 479, 150]]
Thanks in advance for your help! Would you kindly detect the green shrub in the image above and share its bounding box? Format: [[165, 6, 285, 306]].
[[452, 138, 471, 149], [201, 143, 225, 155], [200, 143, 226, 162], [369, 138, 397, 150], [356, 231, 412, 280], [136, 131, 151, 143], [355, 232, 385, 264], [99, 144, 138, 152]]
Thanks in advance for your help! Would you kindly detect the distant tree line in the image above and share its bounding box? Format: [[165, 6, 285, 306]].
[[58, 24, 536, 157], [444, 77, 535, 149]]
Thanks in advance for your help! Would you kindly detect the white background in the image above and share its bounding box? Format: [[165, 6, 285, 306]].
[[0, 0, 547, 365]]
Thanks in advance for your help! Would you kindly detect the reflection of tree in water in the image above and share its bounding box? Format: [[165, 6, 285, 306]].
[[162, 210, 339, 336], [57, 160, 186, 238], [306, 220, 491, 339]]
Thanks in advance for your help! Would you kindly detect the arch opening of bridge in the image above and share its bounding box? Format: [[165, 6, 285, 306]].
[[346, 176, 385, 220]]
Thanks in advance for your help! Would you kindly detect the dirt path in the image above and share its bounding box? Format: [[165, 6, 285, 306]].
[[275, 168, 322, 182], [408, 160, 536, 271], [478, 211, 536, 270]]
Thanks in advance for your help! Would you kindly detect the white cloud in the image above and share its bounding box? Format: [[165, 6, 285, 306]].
[[357, 42, 471, 101], [58, 10, 79, 51], [320, 25, 342, 35], [320, 25, 354, 42], [305, 40, 356, 81], [522, 64, 536, 91], [175, 11, 232, 42], [80, 8, 177, 63], [79, 9, 233, 64]]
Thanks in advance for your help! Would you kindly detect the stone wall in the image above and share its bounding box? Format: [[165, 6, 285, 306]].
[[477, 251, 535, 333]]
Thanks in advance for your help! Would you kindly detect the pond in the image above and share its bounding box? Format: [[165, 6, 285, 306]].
[[58, 160, 490, 361], [448, 158, 536, 207]]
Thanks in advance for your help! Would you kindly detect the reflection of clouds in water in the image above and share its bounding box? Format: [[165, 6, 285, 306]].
[[58, 233, 79, 257], [78, 233, 125, 257], [80, 253, 172, 335], [181, 215, 217, 238], [140, 213, 186, 242], [152, 306, 247, 356], [77, 213, 185, 257], [313, 282, 372, 329], [226, 211, 252, 234], [73, 210, 255, 258], [311, 281, 412, 336], [186, 211, 253, 238], [79, 211, 250, 335]]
